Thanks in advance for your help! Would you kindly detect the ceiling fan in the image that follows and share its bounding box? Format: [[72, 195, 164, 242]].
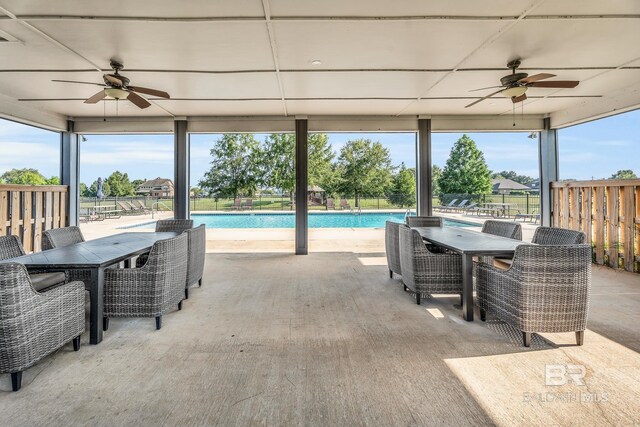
[[52, 60, 170, 109], [465, 59, 579, 108]]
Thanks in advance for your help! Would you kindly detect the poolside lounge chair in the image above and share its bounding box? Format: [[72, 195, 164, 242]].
[[433, 199, 458, 212], [125, 201, 144, 213], [461, 203, 479, 215], [340, 199, 351, 210], [117, 201, 140, 215], [477, 244, 591, 347], [0, 262, 84, 391], [134, 200, 151, 214], [244, 198, 253, 210], [230, 198, 242, 210], [326, 198, 336, 210], [444, 199, 468, 212]]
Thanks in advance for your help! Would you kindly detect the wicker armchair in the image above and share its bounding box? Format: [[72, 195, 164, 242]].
[[104, 233, 188, 330], [398, 225, 463, 305], [184, 224, 206, 299], [42, 226, 91, 288], [155, 219, 194, 233], [0, 263, 84, 391], [405, 216, 443, 227], [479, 220, 522, 265], [385, 221, 403, 278], [0, 236, 66, 291], [532, 226, 586, 245], [136, 219, 194, 267], [476, 244, 591, 347]]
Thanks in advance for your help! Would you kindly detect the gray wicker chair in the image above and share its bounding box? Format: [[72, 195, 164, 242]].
[[184, 224, 206, 299], [385, 221, 402, 278], [136, 219, 194, 268], [479, 220, 522, 265], [0, 235, 67, 291], [0, 263, 84, 391], [405, 216, 443, 227], [532, 226, 586, 245], [104, 233, 188, 330], [398, 225, 463, 305], [477, 244, 592, 347], [42, 226, 91, 288], [155, 219, 194, 233]]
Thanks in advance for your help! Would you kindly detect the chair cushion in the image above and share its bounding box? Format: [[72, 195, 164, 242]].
[[30, 272, 66, 292], [493, 258, 513, 270]]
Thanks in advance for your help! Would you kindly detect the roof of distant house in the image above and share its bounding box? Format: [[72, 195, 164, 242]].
[[139, 177, 174, 187], [492, 178, 531, 191]]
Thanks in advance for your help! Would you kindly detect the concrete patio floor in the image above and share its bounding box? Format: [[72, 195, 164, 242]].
[[0, 252, 638, 426]]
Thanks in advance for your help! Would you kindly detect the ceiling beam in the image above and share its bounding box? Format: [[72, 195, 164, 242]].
[[2, 14, 638, 22], [261, 0, 288, 116]]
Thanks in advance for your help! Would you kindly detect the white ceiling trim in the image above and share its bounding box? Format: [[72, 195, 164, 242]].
[[261, 0, 288, 116]]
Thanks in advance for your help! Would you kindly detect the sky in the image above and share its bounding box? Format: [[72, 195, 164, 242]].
[[0, 109, 638, 186]]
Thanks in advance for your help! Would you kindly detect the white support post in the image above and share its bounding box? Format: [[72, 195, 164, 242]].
[[60, 120, 80, 226], [174, 119, 190, 219], [539, 118, 558, 227]]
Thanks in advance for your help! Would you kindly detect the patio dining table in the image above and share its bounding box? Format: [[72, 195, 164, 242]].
[[4, 232, 178, 345], [412, 226, 525, 321]]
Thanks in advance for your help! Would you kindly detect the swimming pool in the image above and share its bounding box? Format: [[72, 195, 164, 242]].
[[126, 213, 477, 229]]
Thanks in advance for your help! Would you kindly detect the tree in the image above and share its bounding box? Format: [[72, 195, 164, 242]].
[[105, 171, 135, 196], [199, 134, 262, 200], [79, 182, 88, 197], [610, 169, 637, 180], [131, 179, 146, 191], [336, 138, 393, 206], [387, 163, 416, 207], [0, 168, 49, 185], [261, 133, 335, 198], [432, 165, 442, 196], [438, 135, 492, 195]]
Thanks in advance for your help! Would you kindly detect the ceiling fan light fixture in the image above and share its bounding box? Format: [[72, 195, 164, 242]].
[[104, 88, 129, 100], [502, 86, 527, 98]]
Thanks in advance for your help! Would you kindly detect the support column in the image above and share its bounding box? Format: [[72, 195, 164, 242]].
[[539, 117, 558, 227], [417, 118, 433, 216], [295, 119, 308, 255], [174, 119, 190, 219], [60, 120, 80, 226]]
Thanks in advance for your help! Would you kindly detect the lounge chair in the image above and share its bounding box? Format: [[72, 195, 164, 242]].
[[340, 199, 351, 210], [477, 244, 591, 347], [326, 198, 335, 210], [433, 199, 458, 212], [243, 198, 253, 210], [0, 262, 84, 391], [117, 201, 140, 215], [134, 200, 151, 214], [229, 198, 242, 210], [443, 199, 468, 212], [461, 202, 478, 215]]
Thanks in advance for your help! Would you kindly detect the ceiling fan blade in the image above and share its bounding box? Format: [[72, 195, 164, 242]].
[[528, 80, 579, 88], [511, 93, 527, 103], [126, 91, 151, 109], [52, 79, 106, 87], [469, 85, 504, 92], [518, 73, 556, 84], [128, 86, 170, 99], [465, 88, 505, 108], [84, 90, 106, 104]]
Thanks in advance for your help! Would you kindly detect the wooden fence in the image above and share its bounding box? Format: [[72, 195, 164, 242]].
[[552, 179, 640, 273], [0, 185, 69, 253]]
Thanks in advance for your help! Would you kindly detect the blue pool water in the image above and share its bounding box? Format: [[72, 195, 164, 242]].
[[126, 213, 476, 229]]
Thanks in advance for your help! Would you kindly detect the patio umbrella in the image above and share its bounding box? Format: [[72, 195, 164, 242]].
[[96, 177, 104, 200]]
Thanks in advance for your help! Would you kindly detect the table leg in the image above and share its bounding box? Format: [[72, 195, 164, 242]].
[[462, 254, 474, 321], [89, 267, 105, 345]]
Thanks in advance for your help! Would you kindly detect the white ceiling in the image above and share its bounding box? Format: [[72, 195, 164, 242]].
[[0, 0, 638, 129]]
